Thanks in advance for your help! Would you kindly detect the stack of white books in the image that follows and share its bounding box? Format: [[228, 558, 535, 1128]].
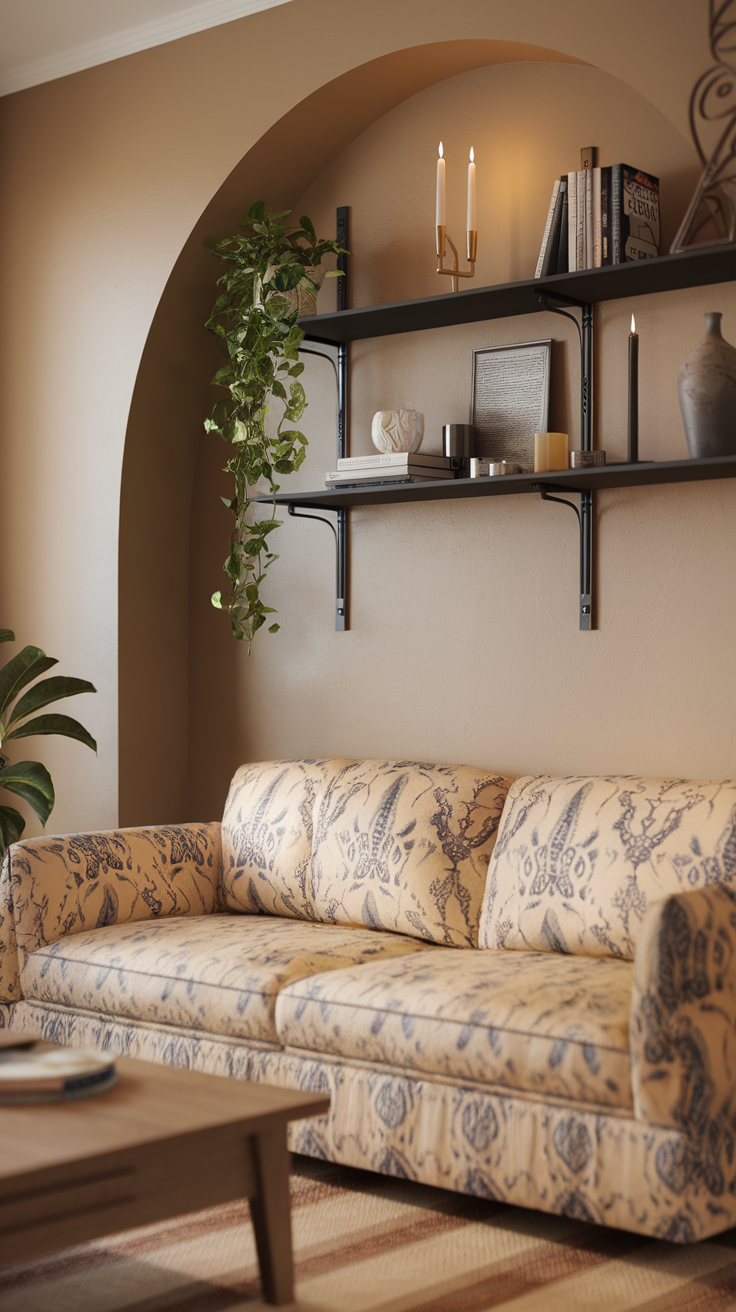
[[325, 453, 456, 488]]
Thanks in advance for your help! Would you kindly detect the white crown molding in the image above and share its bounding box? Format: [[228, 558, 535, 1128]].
[[0, 0, 294, 97]]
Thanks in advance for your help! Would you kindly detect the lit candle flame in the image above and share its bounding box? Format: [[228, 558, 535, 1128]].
[[631, 314, 636, 333], [470, 146, 474, 162], [439, 141, 444, 159]]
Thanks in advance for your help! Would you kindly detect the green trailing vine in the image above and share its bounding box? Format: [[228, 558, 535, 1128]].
[[204, 202, 346, 646]]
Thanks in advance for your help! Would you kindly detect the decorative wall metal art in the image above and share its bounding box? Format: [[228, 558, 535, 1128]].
[[471, 340, 552, 469], [671, 0, 736, 252]]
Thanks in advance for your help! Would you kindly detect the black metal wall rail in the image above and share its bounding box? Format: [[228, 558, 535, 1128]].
[[261, 228, 736, 632]]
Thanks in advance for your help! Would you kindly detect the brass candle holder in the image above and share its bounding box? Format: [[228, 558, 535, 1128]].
[[436, 227, 477, 292]]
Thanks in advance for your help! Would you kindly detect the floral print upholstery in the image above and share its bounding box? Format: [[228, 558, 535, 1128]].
[[222, 758, 513, 947], [0, 854, 20, 1004], [480, 775, 736, 959], [631, 883, 736, 1202], [275, 949, 633, 1109], [5, 998, 735, 1242], [20, 913, 428, 1043], [221, 760, 330, 918], [5, 764, 736, 1244], [0, 824, 222, 1003]]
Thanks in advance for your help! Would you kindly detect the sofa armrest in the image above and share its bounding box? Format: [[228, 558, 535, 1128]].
[[631, 883, 736, 1139], [0, 822, 222, 1002]]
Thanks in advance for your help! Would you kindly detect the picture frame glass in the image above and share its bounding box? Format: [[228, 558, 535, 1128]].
[[471, 339, 552, 469]]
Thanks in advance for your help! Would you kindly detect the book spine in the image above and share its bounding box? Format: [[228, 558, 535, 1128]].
[[541, 180, 565, 278], [556, 179, 569, 273], [336, 455, 450, 470], [585, 169, 594, 269], [593, 167, 602, 268], [612, 164, 622, 264], [567, 171, 577, 271], [326, 476, 440, 489], [576, 171, 585, 271], [600, 166, 612, 265], [621, 164, 660, 260], [534, 180, 560, 278], [326, 469, 449, 483]]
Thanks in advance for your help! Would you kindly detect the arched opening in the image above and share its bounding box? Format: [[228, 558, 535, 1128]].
[[118, 38, 591, 825]]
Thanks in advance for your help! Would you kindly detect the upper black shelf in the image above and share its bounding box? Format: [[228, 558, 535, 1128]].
[[258, 454, 736, 511], [299, 244, 736, 343]]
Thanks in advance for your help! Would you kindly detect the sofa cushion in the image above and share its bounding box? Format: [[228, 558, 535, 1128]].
[[21, 913, 429, 1044], [221, 759, 341, 918], [478, 775, 736, 960], [222, 758, 513, 948], [275, 948, 633, 1110], [309, 760, 513, 947]]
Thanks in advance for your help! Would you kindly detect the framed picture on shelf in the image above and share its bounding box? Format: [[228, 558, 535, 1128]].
[[471, 339, 552, 470]]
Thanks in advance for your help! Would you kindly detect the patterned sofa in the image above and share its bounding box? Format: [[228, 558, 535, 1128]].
[[2, 759, 736, 1244]]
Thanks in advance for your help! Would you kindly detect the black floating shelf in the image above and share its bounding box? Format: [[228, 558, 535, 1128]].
[[299, 244, 736, 343], [256, 455, 736, 511]]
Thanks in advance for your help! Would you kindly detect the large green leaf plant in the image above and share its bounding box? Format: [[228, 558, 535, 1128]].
[[204, 202, 346, 646], [0, 629, 97, 859]]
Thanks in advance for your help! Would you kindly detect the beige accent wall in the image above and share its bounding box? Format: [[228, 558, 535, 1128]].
[[0, 0, 727, 838]]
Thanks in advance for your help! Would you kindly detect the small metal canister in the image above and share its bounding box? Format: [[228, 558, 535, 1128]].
[[469, 458, 524, 477], [442, 424, 473, 472], [569, 450, 606, 468]]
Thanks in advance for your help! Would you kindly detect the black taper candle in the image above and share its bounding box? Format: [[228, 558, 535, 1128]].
[[628, 314, 639, 463]]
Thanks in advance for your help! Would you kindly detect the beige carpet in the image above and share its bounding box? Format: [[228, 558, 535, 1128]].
[[3, 1155, 736, 1311]]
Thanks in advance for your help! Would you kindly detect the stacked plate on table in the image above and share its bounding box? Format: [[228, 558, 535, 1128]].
[[0, 1035, 117, 1104]]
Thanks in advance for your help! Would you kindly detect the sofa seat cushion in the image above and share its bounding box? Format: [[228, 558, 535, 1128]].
[[275, 948, 634, 1110], [222, 758, 514, 948], [479, 774, 736, 959], [20, 913, 430, 1044]]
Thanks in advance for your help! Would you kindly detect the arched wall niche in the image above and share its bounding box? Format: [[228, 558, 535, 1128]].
[[117, 38, 596, 826]]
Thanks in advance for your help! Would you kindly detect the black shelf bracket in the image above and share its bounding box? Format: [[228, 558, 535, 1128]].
[[288, 207, 350, 632], [534, 484, 593, 631], [537, 293, 593, 451], [287, 505, 346, 629]]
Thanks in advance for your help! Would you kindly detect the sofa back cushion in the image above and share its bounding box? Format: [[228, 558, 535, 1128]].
[[478, 774, 736, 959], [222, 758, 513, 947], [221, 759, 341, 918]]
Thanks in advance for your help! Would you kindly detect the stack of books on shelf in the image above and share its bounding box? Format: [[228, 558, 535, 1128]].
[[325, 453, 456, 488], [534, 162, 659, 277]]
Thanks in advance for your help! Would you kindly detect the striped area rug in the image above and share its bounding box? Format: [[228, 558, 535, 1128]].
[[2, 1155, 736, 1311]]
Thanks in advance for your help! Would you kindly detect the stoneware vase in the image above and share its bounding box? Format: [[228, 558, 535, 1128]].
[[678, 311, 736, 459], [371, 409, 424, 453]]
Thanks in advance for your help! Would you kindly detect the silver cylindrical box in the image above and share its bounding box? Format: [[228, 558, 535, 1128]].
[[442, 424, 473, 465], [569, 450, 606, 468]]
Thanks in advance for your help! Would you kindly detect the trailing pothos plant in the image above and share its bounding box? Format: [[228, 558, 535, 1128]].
[[204, 201, 346, 646], [0, 629, 97, 859]]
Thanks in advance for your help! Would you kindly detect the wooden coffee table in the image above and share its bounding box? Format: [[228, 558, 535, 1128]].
[[0, 1053, 329, 1305]]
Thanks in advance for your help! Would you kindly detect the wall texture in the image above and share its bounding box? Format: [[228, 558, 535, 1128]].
[[0, 0, 726, 838]]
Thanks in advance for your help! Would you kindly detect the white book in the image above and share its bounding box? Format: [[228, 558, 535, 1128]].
[[534, 179, 560, 279], [326, 467, 450, 484], [326, 473, 451, 489], [567, 171, 577, 271], [592, 167, 602, 268], [576, 171, 586, 271], [585, 169, 594, 269], [336, 453, 451, 470]]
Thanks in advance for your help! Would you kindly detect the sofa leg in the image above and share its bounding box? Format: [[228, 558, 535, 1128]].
[[249, 1126, 294, 1305]]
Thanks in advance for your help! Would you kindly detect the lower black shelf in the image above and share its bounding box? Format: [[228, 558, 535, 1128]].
[[256, 454, 736, 511]]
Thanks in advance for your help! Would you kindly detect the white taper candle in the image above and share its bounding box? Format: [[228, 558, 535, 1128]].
[[467, 146, 476, 231], [436, 142, 446, 227]]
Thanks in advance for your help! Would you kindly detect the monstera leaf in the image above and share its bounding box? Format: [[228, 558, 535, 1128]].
[[0, 630, 96, 858]]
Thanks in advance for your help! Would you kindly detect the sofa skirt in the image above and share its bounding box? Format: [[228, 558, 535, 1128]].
[[2, 999, 732, 1244]]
